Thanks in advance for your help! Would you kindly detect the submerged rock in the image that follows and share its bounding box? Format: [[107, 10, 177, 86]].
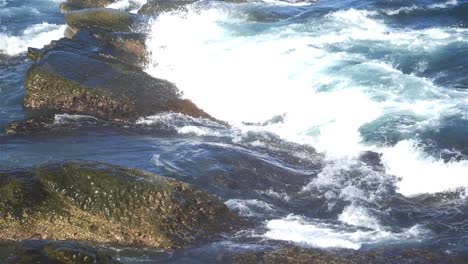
[[0, 161, 241, 248], [60, 0, 118, 13], [23, 32, 214, 122], [31, 29, 147, 67], [4, 116, 54, 135], [5, 240, 120, 264], [232, 247, 467, 264], [138, 0, 198, 15]]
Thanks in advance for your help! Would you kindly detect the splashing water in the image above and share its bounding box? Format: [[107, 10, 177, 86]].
[[145, 3, 468, 194], [143, 2, 468, 250]]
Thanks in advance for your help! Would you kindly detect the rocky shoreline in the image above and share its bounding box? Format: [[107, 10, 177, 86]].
[[6, 1, 220, 136], [1, 0, 467, 263], [1, 0, 243, 262]]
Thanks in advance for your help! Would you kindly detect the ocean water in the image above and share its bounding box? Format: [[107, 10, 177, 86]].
[[1, 0, 468, 262]]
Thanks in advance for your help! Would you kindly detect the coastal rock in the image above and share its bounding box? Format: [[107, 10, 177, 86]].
[[138, 0, 198, 15], [60, 0, 117, 13], [65, 8, 141, 36], [31, 29, 147, 67], [5, 240, 120, 264], [23, 33, 214, 122], [0, 161, 241, 248], [27, 47, 43, 62]]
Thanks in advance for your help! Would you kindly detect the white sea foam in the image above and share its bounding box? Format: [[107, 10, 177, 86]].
[[260, 0, 317, 6], [320, 8, 468, 48], [140, 3, 468, 248], [107, 0, 147, 13], [53, 114, 99, 124], [429, 0, 458, 9], [302, 157, 396, 210], [225, 199, 277, 217], [380, 0, 459, 16], [381, 6, 420, 16], [144, 4, 468, 194], [137, 112, 225, 130], [338, 204, 382, 230], [257, 189, 292, 201], [264, 215, 427, 250], [0, 23, 65, 55], [147, 5, 468, 196], [381, 140, 468, 196]]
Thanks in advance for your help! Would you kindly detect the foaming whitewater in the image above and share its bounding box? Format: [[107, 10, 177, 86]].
[[225, 199, 278, 217], [145, 6, 387, 156], [107, 0, 147, 13], [381, 140, 468, 196], [145, 1, 468, 188], [429, 0, 458, 9], [264, 214, 427, 250], [0, 23, 65, 55], [142, 3, 468, 250]]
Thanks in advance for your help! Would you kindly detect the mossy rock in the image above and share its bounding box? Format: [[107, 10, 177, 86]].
[[65, 8, 141, 33], [60, 0, 118, 13], [138, 0, 198, 15], [0, 161, 241, 248], [23, 47, 213, 122], [5, 240, 120, 264]]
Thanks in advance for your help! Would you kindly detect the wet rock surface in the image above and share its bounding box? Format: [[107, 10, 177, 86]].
[[138, 0, 198, 15], [22, 32, 214, 123], [4, 240, 121, 264], [4, 3, 218, 135], [5, 116, 54, 135], [104, 32, 148, 61], [0, 161, 241, 248], [29, 29, 147, 67], [65, 8, 141, 35]]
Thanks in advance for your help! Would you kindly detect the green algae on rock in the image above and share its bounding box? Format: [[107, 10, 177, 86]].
[[0, 161, 241, 249]]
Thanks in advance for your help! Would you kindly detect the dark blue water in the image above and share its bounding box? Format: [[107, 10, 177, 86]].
[[1, 0, 468, 262]]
